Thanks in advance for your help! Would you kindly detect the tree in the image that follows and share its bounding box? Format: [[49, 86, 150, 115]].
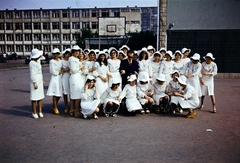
[[75, 28, 96, 49]]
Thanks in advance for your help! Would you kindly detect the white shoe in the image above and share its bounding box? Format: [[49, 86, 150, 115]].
[[39, 112, 44, 118], [32, 113, 39, 119], [172, 110, 176, 114], [83, 115, 87, 119], [179, 109, 183, 113]]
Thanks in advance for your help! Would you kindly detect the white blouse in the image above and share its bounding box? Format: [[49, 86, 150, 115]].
[[49, 59, 62, 76], [107, 59, 121, 73], [201, 61, 218, 77], [138, 59, 153, 76], [120, 84, 138, 99], [159, 60, 175, 74], [69, 56, 83, 74], [81, 87, 100, 102]]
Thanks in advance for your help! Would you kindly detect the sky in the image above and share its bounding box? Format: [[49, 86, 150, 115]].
[[0, 0, 157, 10]]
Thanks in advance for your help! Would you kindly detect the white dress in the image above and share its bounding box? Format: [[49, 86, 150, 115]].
[[84, 60, 95, 79], [138, 59, 153, 83], [61, 59, 70, 95], [201, 61, 218, 96], [159, 60, 175, 84], [92, 62, 109, 96], [101, 87, 122, 113], [107, 58, 122, 87], [174, 59, 185, 75], [151, 82, 168, 105], [167, 80, 183, 105], [183, 61, 202, 97], [29, 60, 45, 101], [151, 60, 161, 83], [178, 85, 200, 109], [69, 56, 85, 99], [182, 58, 191, 65], [137, 83, 152, 105], [47, 59, 63, 97], [120, 84, 142, 112], [80, 87, 100, 116]]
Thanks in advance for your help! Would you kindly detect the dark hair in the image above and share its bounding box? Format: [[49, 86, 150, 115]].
[[96, 53, 108, 66], [154, 53, 161, 57], [140, 81, 148, 85], [127, 50, 134, 55], [63, 51, 71, 58], [110, 49, 117, 57], [31, 56, 41, 61], [86, 79, 96, 83], [138, 51, 149, 61], [111, 83, 120, 89]]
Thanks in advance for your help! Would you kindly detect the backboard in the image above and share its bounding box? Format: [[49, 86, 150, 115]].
[[98, 17, 126, 36]]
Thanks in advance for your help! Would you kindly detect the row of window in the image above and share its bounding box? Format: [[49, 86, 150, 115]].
[[0, 34, 77, 41]]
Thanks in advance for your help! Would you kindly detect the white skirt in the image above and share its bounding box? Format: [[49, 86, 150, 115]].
[[47, 75, 62, 97], [152, 93, 168, 105], [126, 98, 142, 112], [179, 96, 200, 109], [108, 71, 122, 88], [81, 99, 101, 116], [103, 98, 120, 111], [30, 80, 45, 101], [96, 76, 108, 96], [187, 77, 202, 97], [170, 96, 184, 105], [62, 73, 70, 95], [69, 73, 85, 99], [201, 76, 214, 96]]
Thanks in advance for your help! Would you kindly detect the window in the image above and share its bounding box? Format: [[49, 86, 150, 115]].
[[82, 22, 90, 29], [15, 11, 22, 18], [7, 34, 13, 41], [52, 11, 59, 18], [25, 45, 32, 52], [131, 9, 140, 12], [34, 34, 41, 41], [52, 22, 59, 29], [24, 23, 32, 30], [101, 10, 109, 17], [121, 8, 129, 12], [43, 34, 50, 41], [62, 22, 70, 29], [62, 10, 69, 18], [72, 34, 76, 41], [72, 22, 80, 29], [15, 23, 22, 30], [126, 21, 130, 24], [52, 45, 61, 50], [0, 34, 5, 41], [43, 22, 50, 30], [16, 34, 23, 41], [33, 11, 40, 18], [63, 34, 70, 41], [34, 45, 41, 50], [91, 10, 99, 17], [6, 23, 13, 30], [0, 12, 4, 19], [131, 21, 140, 24], [43, 45, 51, 52], [24, 11, 31, 18], [7, 45, 14, 52], [82, 10, 89, 18], [91, 22, 98, 29], [52, 34, 60, 41], [16, 45, 23, 52], [111, 9, 120, 17], [0, 45, 5, 52], [6, 12, 12, 19], [42, 11, 49, 18], [33, 23, 41, 29], [72, 10, 79, 17], [0, 23, 4, 30], [142, 8, 149, 13], [25, 34, 32, 41]]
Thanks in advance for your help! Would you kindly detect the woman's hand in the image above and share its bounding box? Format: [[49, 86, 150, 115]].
[[34, 82, 38, 89]]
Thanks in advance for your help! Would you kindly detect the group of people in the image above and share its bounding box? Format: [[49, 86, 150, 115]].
[[29, 44, 218, 119]]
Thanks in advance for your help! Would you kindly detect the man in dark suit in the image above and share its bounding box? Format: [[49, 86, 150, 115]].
[[120, 50, 139, 89]]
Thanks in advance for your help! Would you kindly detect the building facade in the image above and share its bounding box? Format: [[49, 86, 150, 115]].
[[0, 6, 157, 56]]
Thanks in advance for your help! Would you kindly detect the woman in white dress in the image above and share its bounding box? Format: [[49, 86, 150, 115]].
[[117, 50, 126, 61], [92, 51, 110, 96], [152, 74, 169, 113], [107, 47, 122, 89], [166, 71, 184, 114], [101, 78, 122, 117], [159, 50, 175, 84], [173, 50, 185, 75], [151, 51, 162, 83], [81, 76, 101, 119], [68, 45, 84, 117], [183, 53, 202, 98], [119, 75, 143, 114], [47, 48, 63, 115], [29, 49, 45, 119], [159, 48, 166, 61], [84, 50, 97, 79], [61, 48, 71, 114], [181, 47, 191, 65], [138, 49, 153, 83], [199, 53, 218, 113], [173, 75, 199, 118], [137, 73, 154, 114], [147, 45, 156, 60]]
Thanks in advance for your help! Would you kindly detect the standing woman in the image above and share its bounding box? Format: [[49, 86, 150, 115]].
[[68, 45, 84, 117], [29, 49, 45, 119], [92, 51, 110, 96], [151, 51, 162, 83], [81, 76, 101, 119], [47, 48, 63, 115], [84, 50, 97, 79], [107, 47, 122, 89], [138, 49, 153, 84], [173, 50, 185, 75], [61, 48, 71, 114], [181, 48, 191, 65], [199, 53, 218, 113]]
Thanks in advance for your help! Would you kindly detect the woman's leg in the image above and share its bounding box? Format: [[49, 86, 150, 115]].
[[69, 99, 75, 115], [63, 94, 69, 113], [31, 101, 37, 114], [105, 101, 113, 116], [210, 95, 216, 113], [74, 99, 81, 117], [52, 96, 60, 115], [199, 96, 205, 109], [37, 100, 43, 113]]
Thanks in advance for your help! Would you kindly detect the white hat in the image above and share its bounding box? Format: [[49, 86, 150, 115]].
[[72, 45, 82, 52], [30, 49, 43, 59], [147, 45, 155, 51], [108, 47, 118, 57], [52, 48, 60, 54], [181, 47, 191, 54], [156, 74, 166, 82], [153, 51, 162, 58], [103, 49, 109, 53], [111, 78, 121, 87], [138, 72, 149, 82], [191, 53, 200, 61], [159, 48, 166, 53], [165, 50, 173, 58], [62, 48, 71, 54], [118, 50, 126, 57], [120, 45, 130, 51], [203, 53, 215, 60], [139, 48, 150, 59], [177, 75, 187, 85], [173, 50, 183, 59], [86, 75, 95, 81], [171, 70, 180, 77], [84, 49, 90, 52], [128, 74, 137, 82]]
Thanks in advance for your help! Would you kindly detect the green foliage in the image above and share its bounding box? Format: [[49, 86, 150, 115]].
[[127, 31, 157, 50], [75, 28, 97, 49]]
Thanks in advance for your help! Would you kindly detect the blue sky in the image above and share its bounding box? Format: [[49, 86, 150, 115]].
[[0, 0, 157, 10]]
